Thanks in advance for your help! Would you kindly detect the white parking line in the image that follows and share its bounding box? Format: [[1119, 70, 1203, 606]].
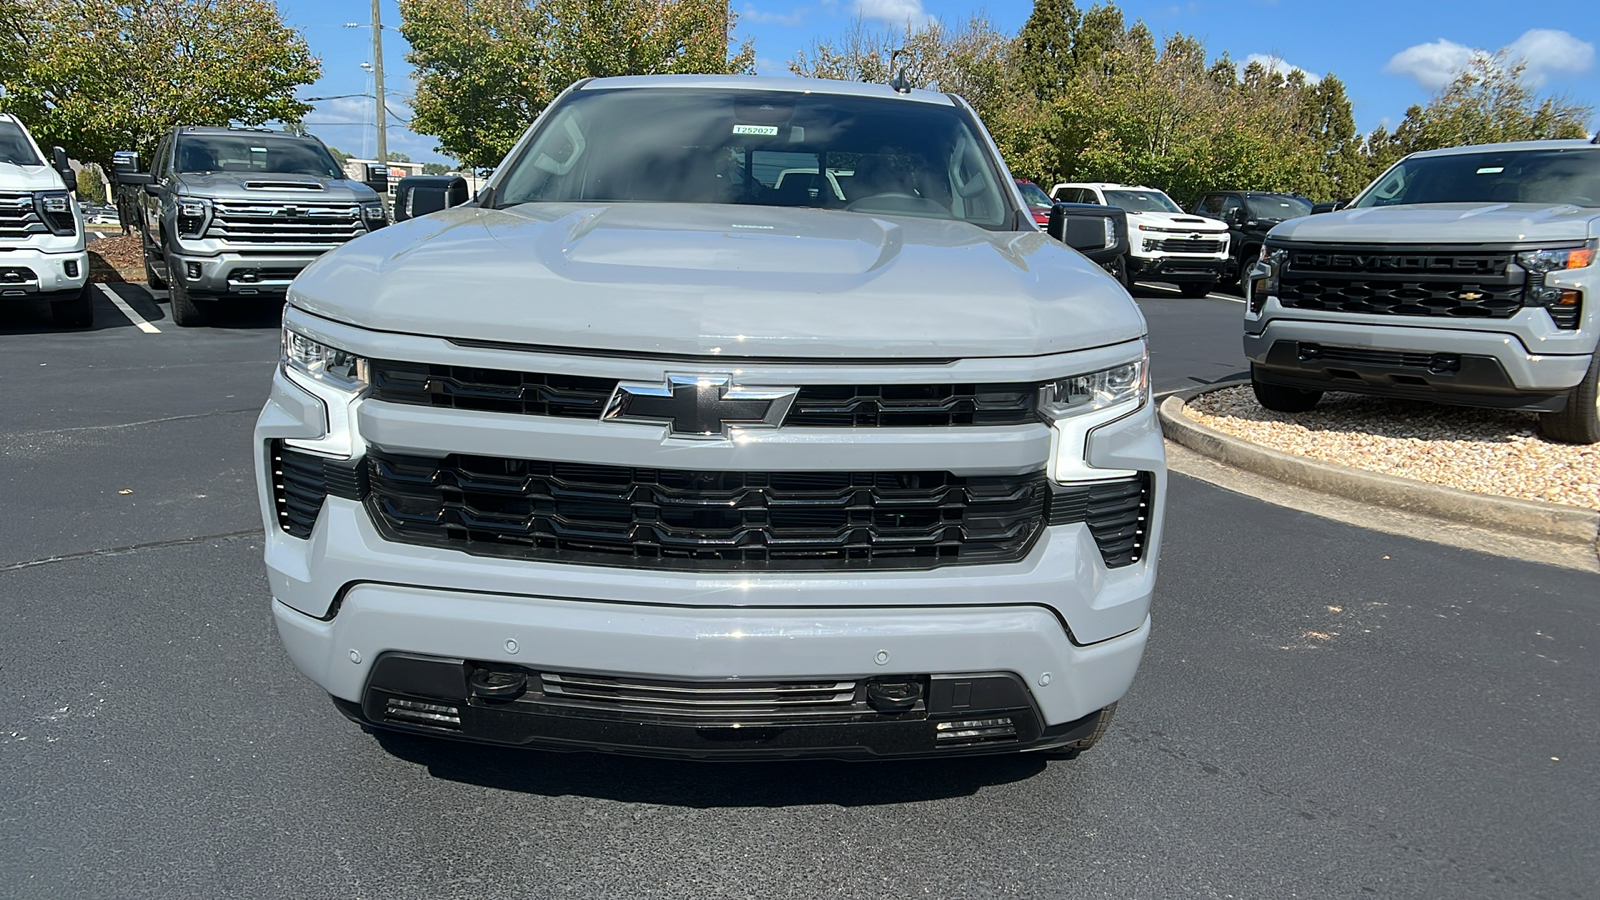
[[97, 284, 161, 334]]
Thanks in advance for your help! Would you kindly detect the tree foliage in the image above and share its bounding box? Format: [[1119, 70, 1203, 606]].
[[402, 0, 755, 170], [790, 1, 1596, 204], [0, 0, 319, 168]]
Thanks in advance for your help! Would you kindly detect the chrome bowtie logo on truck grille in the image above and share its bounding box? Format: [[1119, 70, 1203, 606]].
[[603, 374, 799, 439]]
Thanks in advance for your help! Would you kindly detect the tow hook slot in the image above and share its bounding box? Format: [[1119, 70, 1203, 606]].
[[865, 678, 923, 713], [468, 667, 527, 700]]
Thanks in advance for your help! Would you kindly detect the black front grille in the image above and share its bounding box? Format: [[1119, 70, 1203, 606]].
[[535, 672, 885, 723], [270, 443, 366, 538], [1297, 343, 1460, 373], [364, 451, 1048, 570], [1279, 245, 1523, 319], [1049, 474, 1152, 568], [370, 361, 616, 419], [368, 360, 1042, 427], [1154, 238, 1224, 254]]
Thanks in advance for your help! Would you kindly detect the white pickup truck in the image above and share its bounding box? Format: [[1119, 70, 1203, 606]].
[[0, 112, 90, 327], [1051, 181, 1230, 297]]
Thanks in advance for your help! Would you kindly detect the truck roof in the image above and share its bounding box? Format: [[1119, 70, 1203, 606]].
[[578, 74, 955, 106], [1407, 139, 1598, 158], [1054, 182, 1162, 192]]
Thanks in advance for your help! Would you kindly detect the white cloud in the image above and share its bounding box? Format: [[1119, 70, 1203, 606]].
[[1386, 29, 1595, 90], [1244, 53, 1321, 84], [856, 0, 932, 27], [741, 3, 806, 26], [1507, 28, 1596, 83]]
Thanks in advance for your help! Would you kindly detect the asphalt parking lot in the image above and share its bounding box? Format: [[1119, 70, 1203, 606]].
[[2, 281, 1596, 899]]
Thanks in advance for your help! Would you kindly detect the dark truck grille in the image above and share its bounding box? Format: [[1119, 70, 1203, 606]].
[[206, 200, 366, 246], [1279, 246, 1524, 319], [536, 672, 875, 723], [364, 451, 1048, 569], [1153, 237, 1224, 254], [368, 360, 1040, 427], [269, 442, 366, 537], [0, 192, 48, 239]]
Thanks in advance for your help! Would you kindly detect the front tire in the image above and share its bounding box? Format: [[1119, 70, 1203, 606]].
[[1040, 703, 1117, 760], [1537, 353, 1600, 444], [167, 265, 208, 327], [50, 283, 95, 328], [1251, 365, 1323, 412]]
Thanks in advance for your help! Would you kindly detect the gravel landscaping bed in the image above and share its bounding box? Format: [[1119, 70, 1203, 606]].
[[1183, 386, 1600, 511]]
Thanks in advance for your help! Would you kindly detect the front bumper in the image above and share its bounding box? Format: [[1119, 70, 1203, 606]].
[[1127, 254, 1226, 281], [0, 246, 89, 299], [1244, 317, 1593, 409], [169, 249, 327, 297]]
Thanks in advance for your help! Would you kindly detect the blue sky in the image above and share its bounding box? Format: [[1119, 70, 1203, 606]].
[[279, 0, 1600, 166]]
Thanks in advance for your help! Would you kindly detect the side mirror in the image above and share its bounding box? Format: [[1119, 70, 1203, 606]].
[[51, 146, 78, 192], [143, 182, 161, 195], [1311, 198, 1352, 214], [1047, 203, 1128, 265], [1226, 207, 1247, 226], [393, 174, 469, 222], [363, 162, 389, 194], [111, 151, 139, 179], [117, 172, 153, 186]]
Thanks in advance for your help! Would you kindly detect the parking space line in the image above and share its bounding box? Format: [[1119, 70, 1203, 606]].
[[97, 284, 161, 334]]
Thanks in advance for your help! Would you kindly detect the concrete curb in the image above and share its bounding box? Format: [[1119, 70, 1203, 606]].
[[1159, 390, 1600, 547]]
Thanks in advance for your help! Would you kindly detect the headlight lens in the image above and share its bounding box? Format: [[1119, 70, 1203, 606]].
[[283, 326, 368, 392], [360, 202, 387, 228], [175, 197, 211, 238], [1039, 347, 1149, 419], [1253, 246, 1288, 298], [1517, 241, 1596, 278], [34, 191, 77, 236]]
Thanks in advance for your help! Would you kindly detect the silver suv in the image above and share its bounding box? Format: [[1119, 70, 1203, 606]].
[[116, 127, 387, 326], [1246, 139, 1600, 443], [255, 75, 1165, 759]]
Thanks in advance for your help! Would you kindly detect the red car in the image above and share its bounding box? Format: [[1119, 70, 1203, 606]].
[[1015, 179, 1054, 226]]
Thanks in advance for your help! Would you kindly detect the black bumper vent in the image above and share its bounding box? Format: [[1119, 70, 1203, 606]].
[[369, 360, 1042, 427], [1153, 237, 1224, 253], [270, 442, 366, 538], [1049, 473, 1152, 568], [364, 450, 1048, 570]]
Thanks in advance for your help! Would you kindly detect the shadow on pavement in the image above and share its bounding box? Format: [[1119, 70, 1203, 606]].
[[372, 728, 1050, 807]]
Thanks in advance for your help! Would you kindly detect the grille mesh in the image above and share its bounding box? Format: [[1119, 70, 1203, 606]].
[[364, 451, 1048, 570], [1279, 246, 1523, 319], [206, 201, 365, 246], [1049, 474, 1152, 568]]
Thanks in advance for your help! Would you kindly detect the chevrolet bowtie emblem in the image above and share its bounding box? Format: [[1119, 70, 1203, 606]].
[[603, 374, 798, 439], [1457, 291, 1484, 301]]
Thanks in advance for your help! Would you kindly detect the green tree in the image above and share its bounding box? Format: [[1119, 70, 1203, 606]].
[[76, 163, 109, 204], [789, 15, 1011, 121], [383, 151, 413, 162], [1383, 54, 1591, 155], [1012, 0, 1077, 100], [402, 0, 755, 170], [325, 145, 353, 167], [0, 0, 320, 168]]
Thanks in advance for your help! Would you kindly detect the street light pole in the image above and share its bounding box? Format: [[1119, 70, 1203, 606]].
[[371, 0, 387, 169]]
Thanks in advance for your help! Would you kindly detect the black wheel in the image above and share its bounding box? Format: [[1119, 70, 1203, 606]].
[[1251, 365, 1323, 412], [1537, 353, 1600, 444], [50, 283, 95, 328], [167, 264, 207, 327], [1178, 281, 1215, 298], [1041, 703, 1117, 760], [1107, 255, 1129, 288]]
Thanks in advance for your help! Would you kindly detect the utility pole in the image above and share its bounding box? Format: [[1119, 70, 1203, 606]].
[[371, 0, 387, 168]]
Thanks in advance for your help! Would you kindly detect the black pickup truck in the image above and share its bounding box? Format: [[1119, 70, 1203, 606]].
[[1190, 191, 1313, 288]]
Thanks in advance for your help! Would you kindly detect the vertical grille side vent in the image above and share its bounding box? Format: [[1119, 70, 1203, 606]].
[[270, 441, 367, 538], [1048, 473, 1153, 568]]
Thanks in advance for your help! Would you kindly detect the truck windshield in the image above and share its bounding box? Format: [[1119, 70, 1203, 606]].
[[1353, 148, 1600, 208], [494, 88, 1014, 228], [174, 134, 342, 178], [1103, 189, 1182, 213], [1246, 193, 1312, 218], [0, 122, 42, 166]]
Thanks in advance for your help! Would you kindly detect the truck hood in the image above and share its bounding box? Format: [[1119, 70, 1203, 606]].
[[1269, 203, 1599, 245], [290, 203, 1146, 359], [172, 172, 378, 203], [1125, 210, 1227, 233], [0, 161, 67, 192]]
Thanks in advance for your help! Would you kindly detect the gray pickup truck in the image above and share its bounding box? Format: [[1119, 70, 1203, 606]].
[[1246, 139, 1600, 443], [254, 75, 1165, 760], [115, 127, 387, 326]]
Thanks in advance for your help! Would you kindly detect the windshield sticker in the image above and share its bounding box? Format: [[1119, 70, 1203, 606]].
[[733, 124, 779, 136], [251, 147, 268, 152], [1476, 167, 1505, 174]]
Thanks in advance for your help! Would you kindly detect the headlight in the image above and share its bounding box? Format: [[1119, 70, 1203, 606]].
[[33, 191, 77, 236], [1517, 241, 1596, 278], [1039, 348, 1149, 419], [360, 203, 387, 228], [283, 325, 368, 392], [175, 197, 211, 238], [1253, 246, 1288, 296]]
